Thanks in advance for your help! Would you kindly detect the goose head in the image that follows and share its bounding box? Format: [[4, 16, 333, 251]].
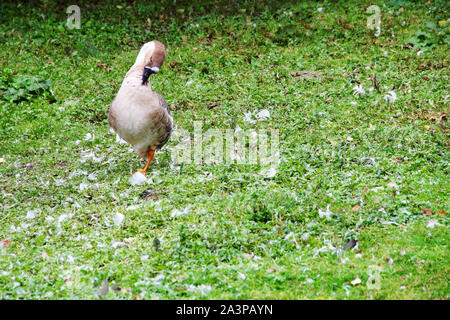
[[135, 40, 166, 85]]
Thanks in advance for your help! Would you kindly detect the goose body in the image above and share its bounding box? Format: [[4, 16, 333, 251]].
[[108, 41, 172, 172]]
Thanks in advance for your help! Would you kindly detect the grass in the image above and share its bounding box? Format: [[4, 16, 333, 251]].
[[0, 0, 448, 299]]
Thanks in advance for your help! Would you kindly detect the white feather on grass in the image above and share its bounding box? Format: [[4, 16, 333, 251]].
[[130, 172, 147, 186]]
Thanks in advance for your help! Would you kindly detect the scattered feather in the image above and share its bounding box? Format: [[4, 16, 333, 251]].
[[84, 133, 95, 141], [126, 205, 140, 211], [115, 134, 127, 144], [260, 166, 277, 178], [153, 274, 165, 286], [244, 109, 271, 124], [243, 112, 256, 124], [113, 212, 124, 227], [112, 241, 127, 249], [427, 219, 443, 229], [352, 84, 365, 96], [255, 109, 270, 121], [79, 183, 89, 191], [384, 90, 397, 104], [318, 205, 333, 220], [25, 209, 40, 219], [170, 206, 191, 218], [80, 151, 104, 163], [187, 284, 212, 296], [130, 172, 147, 186], [57, 214, 69, 224]]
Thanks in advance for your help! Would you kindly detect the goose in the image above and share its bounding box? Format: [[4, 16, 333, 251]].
[[108, 40, 172, 174]]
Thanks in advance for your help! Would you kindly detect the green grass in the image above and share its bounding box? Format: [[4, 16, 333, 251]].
[[0, 0, 449, 299]]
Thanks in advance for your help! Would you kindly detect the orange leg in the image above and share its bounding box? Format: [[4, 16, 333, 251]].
[[138, 149, 155, 174]]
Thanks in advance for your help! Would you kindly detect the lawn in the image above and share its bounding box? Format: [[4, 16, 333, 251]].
[[0, 0, 448, 299]]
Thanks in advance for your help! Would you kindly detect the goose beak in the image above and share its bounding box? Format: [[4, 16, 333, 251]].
[[142, 66, 160, 85]]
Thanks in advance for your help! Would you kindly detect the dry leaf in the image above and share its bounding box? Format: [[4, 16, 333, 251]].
[[141, 188, 158, 200], [153, 238, 161, 252], [350, 278, 361, 286], [0, 239, 11, 247], [97, 63, 108, 69], [343, 239, 358, 250], [175, 286, 187, 291], [111, 284, 121, 292], [208, 102, 219, 109], [54, 161, 67, 168]]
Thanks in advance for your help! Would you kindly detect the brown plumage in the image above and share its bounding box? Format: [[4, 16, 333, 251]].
[[108, 40, 173, 173]]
